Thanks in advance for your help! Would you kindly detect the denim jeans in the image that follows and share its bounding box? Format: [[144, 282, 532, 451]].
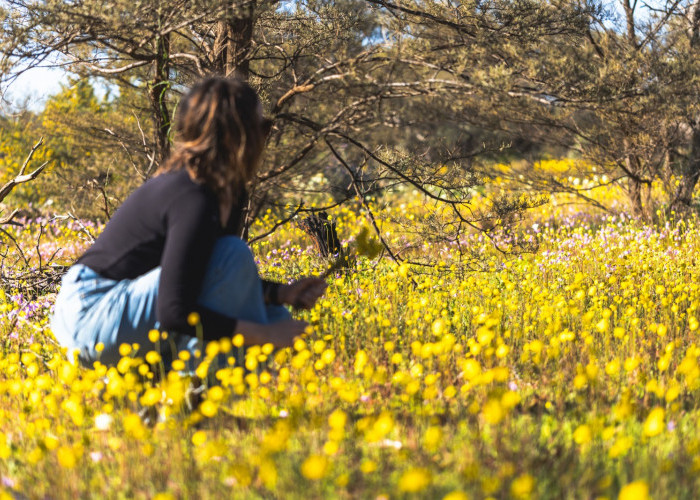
[[50, 236, 290, 367]]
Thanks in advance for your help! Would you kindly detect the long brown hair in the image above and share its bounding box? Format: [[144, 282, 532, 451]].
[[158, 76, 270, 200]]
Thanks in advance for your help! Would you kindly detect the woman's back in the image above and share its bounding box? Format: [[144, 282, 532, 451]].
[[78, 169, 220, 281]]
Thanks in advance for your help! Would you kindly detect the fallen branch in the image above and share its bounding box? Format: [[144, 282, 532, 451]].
[[0, 264, 68, 299]]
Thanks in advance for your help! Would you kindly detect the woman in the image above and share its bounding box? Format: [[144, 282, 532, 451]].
[[51, 76, 326, 368]]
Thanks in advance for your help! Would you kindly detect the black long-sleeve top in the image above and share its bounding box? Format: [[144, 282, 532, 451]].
[[76, 169, 280, 340]]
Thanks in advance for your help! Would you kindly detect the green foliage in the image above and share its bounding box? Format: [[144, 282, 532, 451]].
[[0, 78, 146, 219], [5, 0, 700, 241], [0, 0, 541, 243], [369, 0, 700, 218]]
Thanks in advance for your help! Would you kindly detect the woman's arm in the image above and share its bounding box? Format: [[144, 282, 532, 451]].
[[277, 277, 328, 309], [236, 319, 308, 347], [158, 187, 240, 338]]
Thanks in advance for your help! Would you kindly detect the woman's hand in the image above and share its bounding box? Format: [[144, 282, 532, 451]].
[[237, 319, 308, 348], [268, 319, 309, 347], [278, 277, 328, 309]]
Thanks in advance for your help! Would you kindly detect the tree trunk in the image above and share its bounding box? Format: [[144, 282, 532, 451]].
[[628, 177, 647, 219], [622, 0, 637, 48], [149, 33, 171, 167], [211, 3, 257, 234], [671, 124, 700, 213], [213, 2, 255, 78], [625, 153, 649, 220], [671, 3, 700, 213]]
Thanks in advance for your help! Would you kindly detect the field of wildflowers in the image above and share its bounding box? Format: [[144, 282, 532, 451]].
[[1, 178, 699, 499]]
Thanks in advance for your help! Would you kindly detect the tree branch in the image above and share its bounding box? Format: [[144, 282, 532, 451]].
[[0, 138, 49, 212]]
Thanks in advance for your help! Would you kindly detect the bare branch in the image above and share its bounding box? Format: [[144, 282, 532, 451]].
[[0, 138, 49, 221], [248, 203, 305, 244], [325, 139, 403, 266], [0, 210, 21, 227], [77, 59, 151, 75]]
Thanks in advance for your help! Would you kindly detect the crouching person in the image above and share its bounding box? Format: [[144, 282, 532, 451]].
[[51, 76, 327, 371]]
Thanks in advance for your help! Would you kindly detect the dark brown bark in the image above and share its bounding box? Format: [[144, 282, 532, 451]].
[[670, 3, 700, 213], [149, 33, 171, 165], [625, 153, 649, 220], [212, 3, 255, 78], [671, 125, 700, 212], [622, 0, 638, 48], [627, 177, 646, 219], [297, 212, 343, 257]]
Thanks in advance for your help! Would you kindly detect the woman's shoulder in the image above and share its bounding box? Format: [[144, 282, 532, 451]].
[[149, 169, 199, 187], [116, 170, 216, 220], [138, 169, 213, 199]]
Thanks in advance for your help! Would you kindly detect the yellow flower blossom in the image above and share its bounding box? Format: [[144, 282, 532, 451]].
[[301, 455, 328, 480]]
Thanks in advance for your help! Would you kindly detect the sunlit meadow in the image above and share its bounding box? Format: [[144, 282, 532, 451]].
[[1, 167, 699, 499]]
